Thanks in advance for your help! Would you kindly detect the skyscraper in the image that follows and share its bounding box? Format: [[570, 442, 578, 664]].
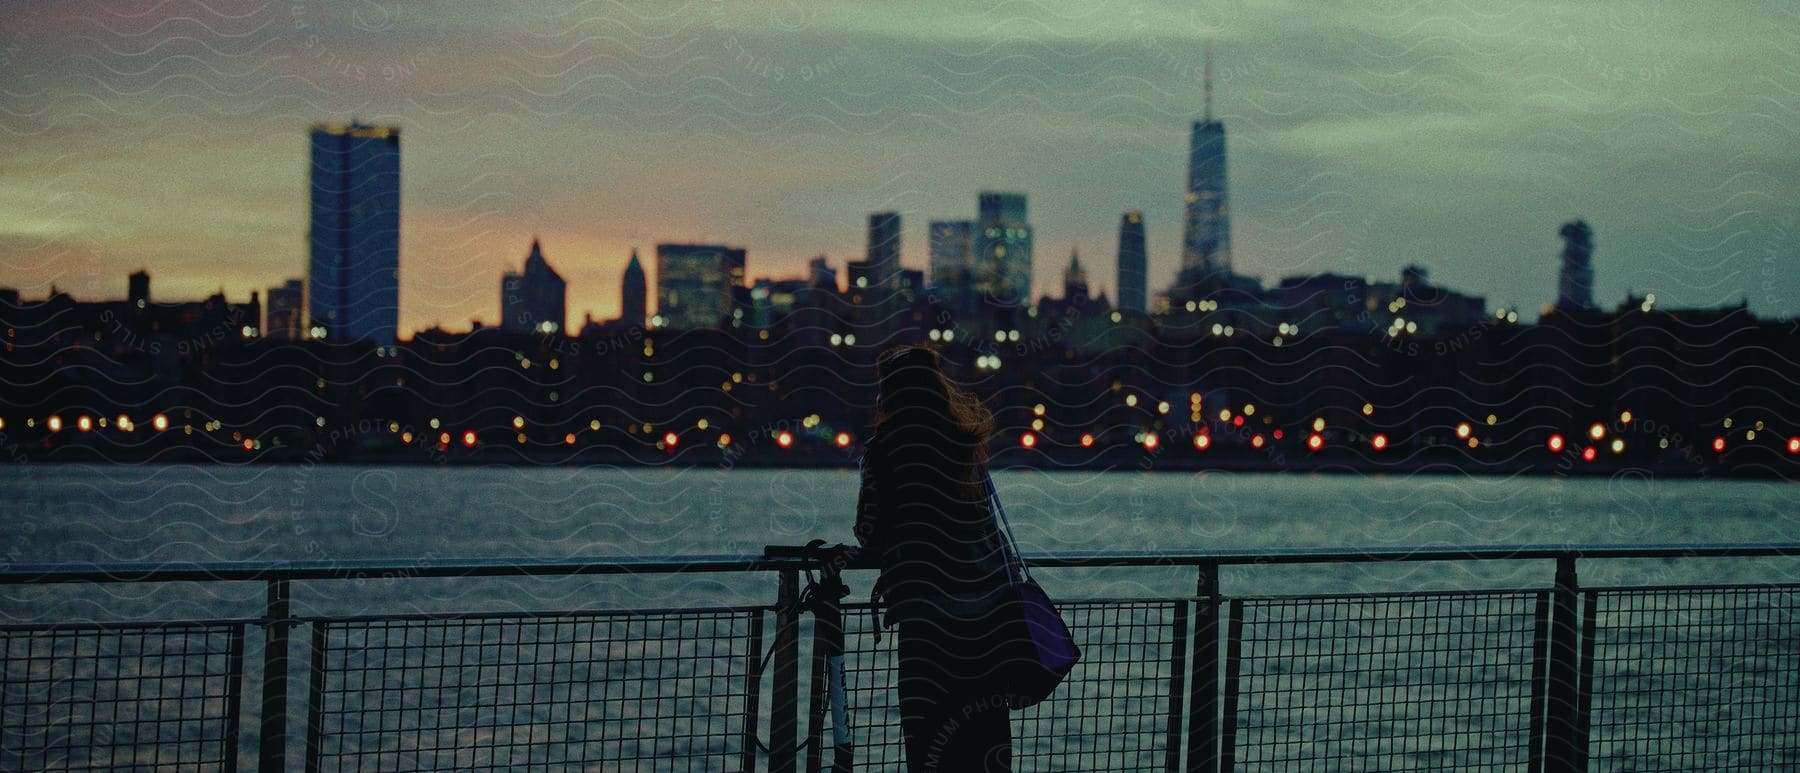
[[620, 248, 647, 328], [1116, 210, 1147, 313], [928, 220, 974, 288], [308, 121, 401, 344], [266, 279, 304, 340], [1180, 45, 1231, 278], [500, 238, 567, 335], [1557, 220, 1595, 312], [655, 243, 745, 329], [975, 192, 1032, 305], [1063, 248, 1089, 307], [867, 211, 902, 286]]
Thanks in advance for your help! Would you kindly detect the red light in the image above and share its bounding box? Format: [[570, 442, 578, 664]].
[[462, 430, 477, 447], [1582, 446, 1597, 462], [1251, 434, 1265, 449], [835, 432, 852, 448], [1371, 433, 1388, 451], [1272, 428, 1283, 441], [719, 433, 732, 447], [564, 433, 577, 446], [1307, 433, 1324, 450], [663, 431, 679, 448], [1193, 433, 1210, 450], [1547, 434, 1565, 453], [1142, 434, 1159, 450], [1020, 432, 1037, 449], [1788, 437, 1799, 455], [1232, 416, 1244, 427], [1712, 437, 1726, 452], [242, 438, 254, 451], [1079, 433, 1095, 448], [777, 431, 794, 449]]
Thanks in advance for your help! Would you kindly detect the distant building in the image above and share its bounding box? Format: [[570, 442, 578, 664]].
[[655, 243, 745, 329], [266, 279, 304, 340], [1063, 248, 1090, 307], [1557, 220, 1595, 312], [808, 255, 838, 291], [308, 121, 401, 344], [620, 248, 647, 329], [867, 211, 902, 287], [1181, 47, 1232, 280], [128, 270, 149, 310], [928, 220, 974, 307], [975, 192, 1032, 305], [1116, 211, 1147, 313], [500, 238, 567, 335]]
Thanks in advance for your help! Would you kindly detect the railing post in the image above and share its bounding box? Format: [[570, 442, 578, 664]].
[[743, 611, 765, 773], [1185, 561, 1221, 773], [259, 578, 291, 772], [1163, 599, 1188, 773], [771, 568, 800, 772], [1542, 556, 1583, 772]]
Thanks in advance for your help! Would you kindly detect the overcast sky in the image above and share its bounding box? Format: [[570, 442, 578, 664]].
[[1, 1, 1795, 333]]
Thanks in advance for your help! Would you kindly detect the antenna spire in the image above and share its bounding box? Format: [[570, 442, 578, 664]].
[[1203, 39, 1214, 123]]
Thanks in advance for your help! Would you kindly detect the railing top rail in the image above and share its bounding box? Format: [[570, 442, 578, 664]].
[[3, 542, 1798, 585]]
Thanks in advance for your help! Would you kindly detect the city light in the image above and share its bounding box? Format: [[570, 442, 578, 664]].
[[1272, 429, 1284, 440], [1079, 433, 1095, 448], [242, 438, 254, 451], [718, 433, 732, 447], [1020, 432, 1037, 449], [663, 431, 680, 448], [1312, 417, 1326, 432], [777, 431, 794, 449], [835, 432, 852, 448], [512, 416, 525, 429], [1788, 437, 1799, 454], [1547, 434, 1566, 453], [1372, 433, 1389, 450], [1712, 437, 1726, 452], [1193, 433, 1211, 450], [47, 415, 62, 433], [564, 433, 576, 446], [462, 430, 477, 447], [1141, 433, 1158, 450], [1610, 438, 1625, 455], [1582, 446, 1597, 462], [77, 416, 93, 432], [1455, 422, 1471, 439], [1307, 433, 1324, 451], [1362, 403, 1374, 416], [1251, 434, 1266, 449], [1619, 410, 1633, 424], [1588, 423, 1606, 441]]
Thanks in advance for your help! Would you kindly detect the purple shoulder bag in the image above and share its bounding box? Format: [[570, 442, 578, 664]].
[[982, 469, 1080, 709]]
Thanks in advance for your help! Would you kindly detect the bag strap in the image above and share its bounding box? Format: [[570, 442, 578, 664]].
[[981, 468, 1029, 584]]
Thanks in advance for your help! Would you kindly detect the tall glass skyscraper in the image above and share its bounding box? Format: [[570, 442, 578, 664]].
[[975, 192, 1032, 306], [1116, 210, 1147, 313], [1181, 119, 1231, 276], [866, 211, 902, 284], [655, 243, 745, 329], [308, 121, 400, 344]]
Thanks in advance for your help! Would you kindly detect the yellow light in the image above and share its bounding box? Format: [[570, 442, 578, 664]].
[[589, 419, 601, 431], [1455, 422, 1472, 439], [1485, 414, 1497, 425], [718, 433, 732, 447], [1157, 401, 1170, 415], [1243, 404, 1256, 416], [1033, 403, 1046, 416], [1610, 438, 1625, 454], [1312, 417, 1326, 432], [401, 431, 414, 444], [1361, 403, 1374, 416], [1467, 437, 1479, 449], [47, 415, 62, 433], [1125, 395, 1138, 407], [698, 419, 709, 430], [1218, 409, 1231, 422], [77, 416, 92, 432], [512, 416, 525, 429], [564, 433, 577, 446], [152, 413, 169, 431], [1619, 410, 1633, 424], [1588, 423, 1606, 441], [1031, 418, 1044, 431], [429, 418, 440, 429]]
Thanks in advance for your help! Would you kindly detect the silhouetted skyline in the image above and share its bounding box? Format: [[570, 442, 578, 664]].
[[1, 2, 1795, 332]]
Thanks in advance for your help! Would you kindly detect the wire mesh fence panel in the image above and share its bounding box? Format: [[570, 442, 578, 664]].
[[0, 622, 244, 771], [1228, 591, 1542, 772], [1584, 586, 1800, 770], [306, 608, 764, 772], [835, 599, 1183, 771]]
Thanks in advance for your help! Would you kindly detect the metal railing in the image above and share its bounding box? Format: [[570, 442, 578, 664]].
[[1, 544, 1796, 771]]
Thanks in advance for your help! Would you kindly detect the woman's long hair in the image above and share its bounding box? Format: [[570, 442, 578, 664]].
[[874, 345, 994, 462]]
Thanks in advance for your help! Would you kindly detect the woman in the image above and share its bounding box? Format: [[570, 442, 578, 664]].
[[855, 345, 1014, 772]]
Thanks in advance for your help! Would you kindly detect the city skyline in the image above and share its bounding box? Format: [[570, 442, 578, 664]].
[[1, 3, 1795, 333]]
